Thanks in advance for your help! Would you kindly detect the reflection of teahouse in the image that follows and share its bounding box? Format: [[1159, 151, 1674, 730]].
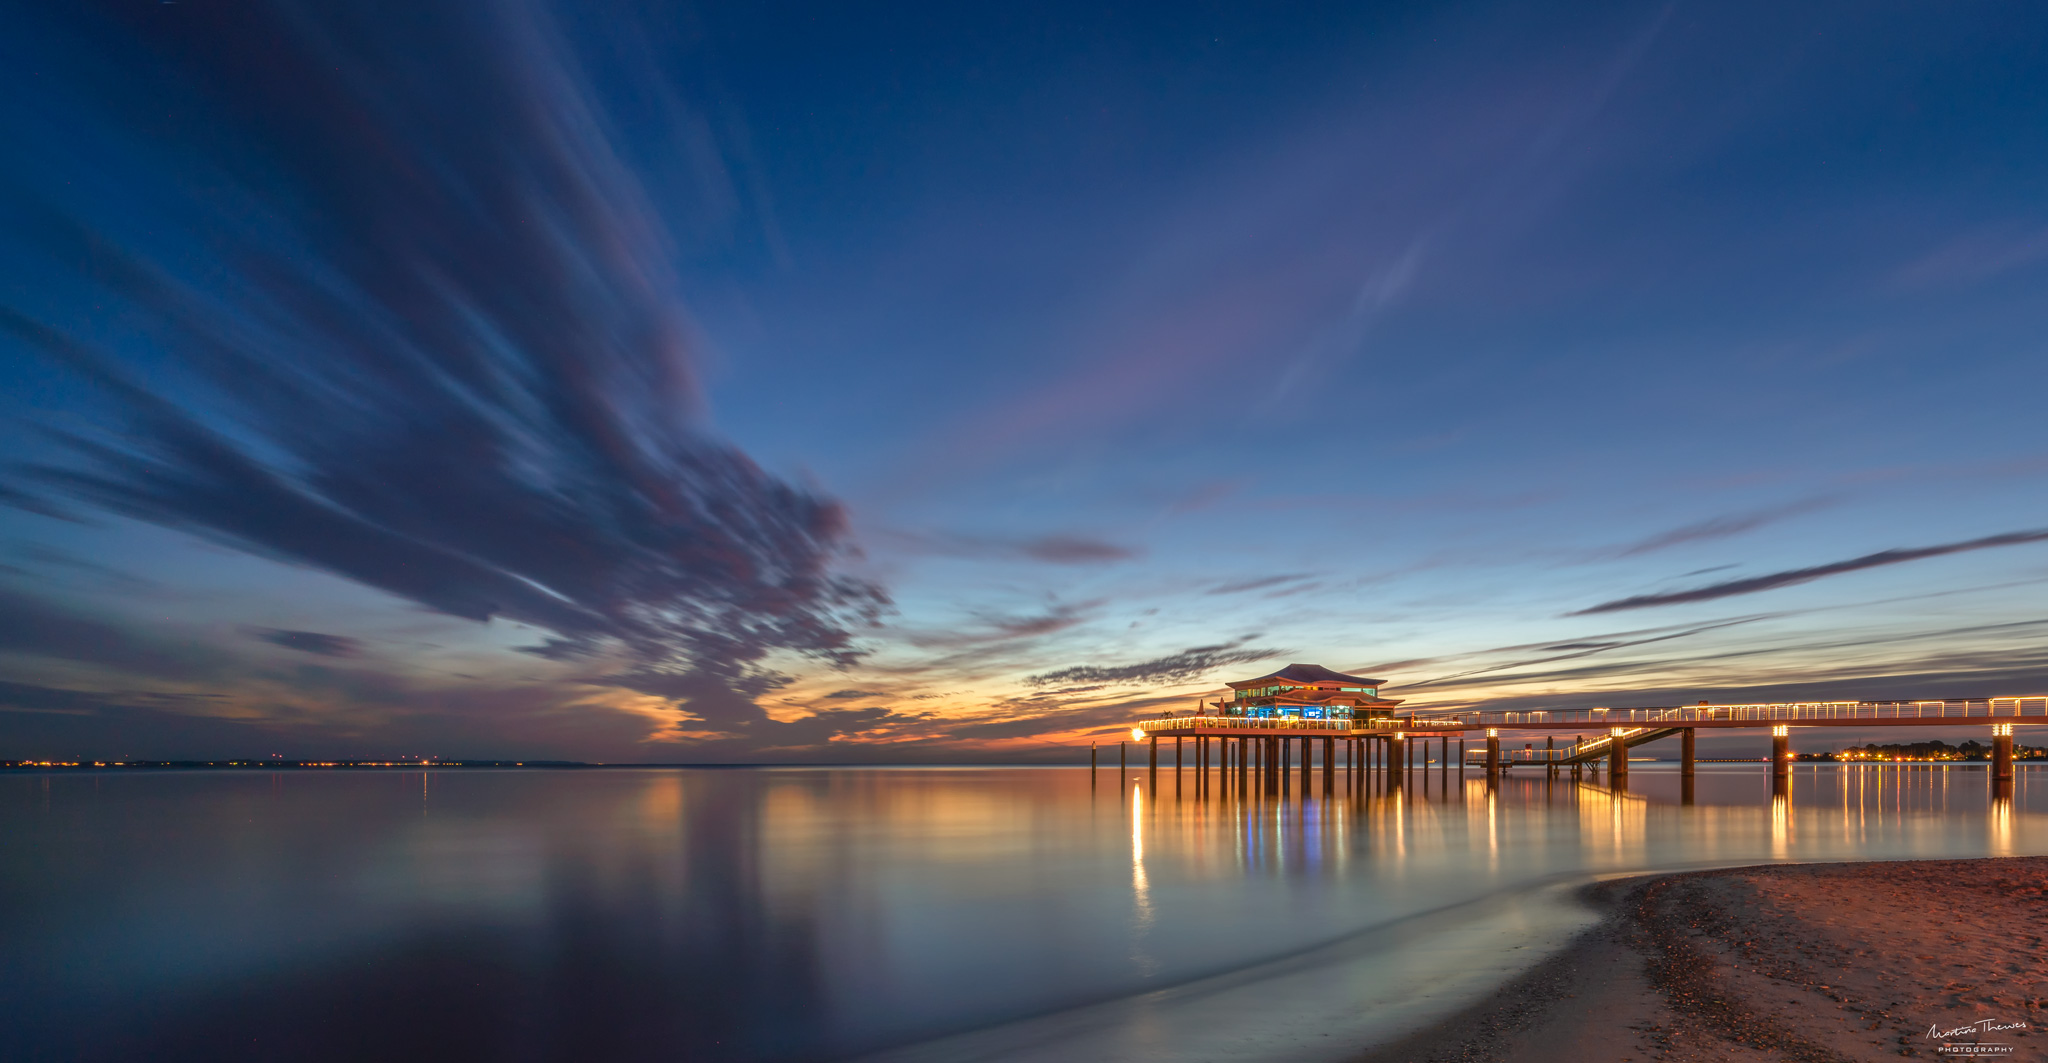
[[1223, 663, 1404, 723]]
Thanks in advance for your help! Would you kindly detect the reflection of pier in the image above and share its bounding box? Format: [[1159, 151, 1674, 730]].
[[1128, 674, 2041, 798]]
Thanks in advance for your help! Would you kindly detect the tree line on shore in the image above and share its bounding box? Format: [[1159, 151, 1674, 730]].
[[1802, 739, 2048, 762]]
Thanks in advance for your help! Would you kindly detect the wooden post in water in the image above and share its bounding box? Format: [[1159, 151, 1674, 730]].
[[1149, 735, 1158, 789], [1120, 742, 1127, 779], [1485, 729, 1500, 777], [1091, 742, 1097, 787], [1771, 725, 1790, 778], [1323, 736, 1335, 796], [1609, 727, 1628, 779], [1299, 736, 1312, 794], [1681, 728, 1696, 777], [1994, 723, 2015, 783]]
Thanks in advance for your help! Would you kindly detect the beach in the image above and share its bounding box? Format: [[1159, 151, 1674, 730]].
[[1366, 857, 2048, 1062]]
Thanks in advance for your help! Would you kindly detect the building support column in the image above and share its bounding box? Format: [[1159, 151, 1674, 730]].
[[1994, 723, 2014, 783], [1323, 736, 1335, 796], [1300, 736, 1313, 793], [1681, 728, 1696, 777], [1771, 725, 1790, 779]]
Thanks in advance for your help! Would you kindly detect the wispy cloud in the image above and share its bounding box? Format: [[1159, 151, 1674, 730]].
[[883, 530, 1140, 564], [1206, 574, 1315, 595], [1025, 639, 1284, 687], [1575, 528, 2048, 615], [902, 603, 1097, 649], [1892, 223, 2048, 290], [1403, 619, 1763, 688], [248, 628, 364, 659], [1610, 497, 1835, 557]]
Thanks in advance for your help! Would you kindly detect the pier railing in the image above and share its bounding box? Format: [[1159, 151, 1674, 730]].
[[1412, 698, 2048, 730], [1463, 747, 1572, 763]]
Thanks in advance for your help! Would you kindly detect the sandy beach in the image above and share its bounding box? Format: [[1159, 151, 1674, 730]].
[[1364, 858, 2048, 1062]]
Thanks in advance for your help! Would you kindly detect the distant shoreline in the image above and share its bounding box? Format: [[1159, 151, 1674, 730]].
[[8, 759, 2047, 771], [1360, 857, 2048, 1062], [0, 760, 1102, 770]]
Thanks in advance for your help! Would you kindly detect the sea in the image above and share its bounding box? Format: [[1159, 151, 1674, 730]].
[[2, 761, 2040, 1062]]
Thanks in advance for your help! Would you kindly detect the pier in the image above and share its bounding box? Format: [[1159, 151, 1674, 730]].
[[1119, 665, 2042, 798]]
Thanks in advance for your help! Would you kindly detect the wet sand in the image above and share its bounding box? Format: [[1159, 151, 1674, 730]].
[[1362, 858, 2048, 1062]]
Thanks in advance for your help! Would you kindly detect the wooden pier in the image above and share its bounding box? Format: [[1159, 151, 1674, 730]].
[[1124, 696, 2042, 794]]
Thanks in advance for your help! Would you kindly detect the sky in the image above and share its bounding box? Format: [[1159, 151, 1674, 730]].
[[2, 0, 2048, 762]]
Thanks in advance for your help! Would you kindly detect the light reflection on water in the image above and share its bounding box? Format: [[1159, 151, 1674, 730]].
[[0, 763, 2042, 1062]]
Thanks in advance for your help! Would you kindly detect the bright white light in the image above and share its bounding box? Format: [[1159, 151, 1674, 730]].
[[1129, 728, 1145, 742]]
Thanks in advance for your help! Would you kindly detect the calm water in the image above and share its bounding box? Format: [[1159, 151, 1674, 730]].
[[2, 763, 2042, 1062]]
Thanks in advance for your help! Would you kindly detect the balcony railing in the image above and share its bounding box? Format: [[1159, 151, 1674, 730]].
[[1134, 716, 1366, 733]]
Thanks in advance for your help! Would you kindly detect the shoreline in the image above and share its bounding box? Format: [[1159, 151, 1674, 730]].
[[1360, 857, 2048, 1062]]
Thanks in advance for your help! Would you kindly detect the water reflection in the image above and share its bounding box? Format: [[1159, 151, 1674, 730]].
[[0, 763, 2042, 1062]]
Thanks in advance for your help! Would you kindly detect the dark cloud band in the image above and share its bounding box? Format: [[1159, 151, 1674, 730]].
[[1576, 528, 2048, 615]]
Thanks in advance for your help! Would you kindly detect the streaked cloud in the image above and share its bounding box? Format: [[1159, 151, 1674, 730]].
[[1025, 639, 1284, 688], [1575, 529, 2048, 615], [248, 629, 364, 659], [1610, 498, 1835, 558]]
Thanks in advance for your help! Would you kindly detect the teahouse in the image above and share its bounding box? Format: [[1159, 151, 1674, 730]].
[[1223, 663, 1404, 722]]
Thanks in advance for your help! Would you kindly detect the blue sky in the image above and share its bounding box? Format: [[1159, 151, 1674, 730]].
[[3, 0, 2047, 761]]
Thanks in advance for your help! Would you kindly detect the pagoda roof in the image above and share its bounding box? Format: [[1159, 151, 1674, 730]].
[[1226, 663, 1385, 689]]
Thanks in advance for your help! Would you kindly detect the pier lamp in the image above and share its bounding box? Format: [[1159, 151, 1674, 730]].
[[1485, 728, 1498, 738], [1994, 723, 2014, 737], [1129, 728, 1144, 742], [1771, 725, 1789, 737]]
